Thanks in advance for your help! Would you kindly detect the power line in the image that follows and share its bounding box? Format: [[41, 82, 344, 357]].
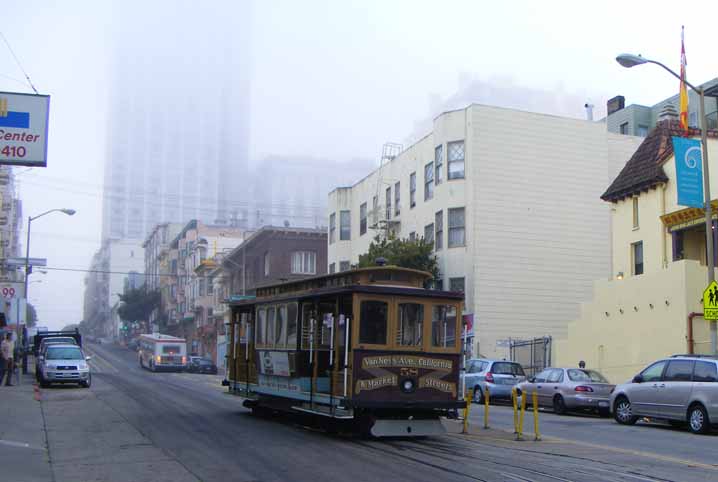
[[41, 265, 218, 279], [0, 31, 38, 94]]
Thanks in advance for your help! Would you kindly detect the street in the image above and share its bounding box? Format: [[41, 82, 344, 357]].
[[17, 342, 715, 482]]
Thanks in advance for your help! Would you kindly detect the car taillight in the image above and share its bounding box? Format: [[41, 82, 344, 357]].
[[485, 372, 494, 383], [575, 386, 594, 392], [182, 356, 187, 364], [155, 355, 161, 363]]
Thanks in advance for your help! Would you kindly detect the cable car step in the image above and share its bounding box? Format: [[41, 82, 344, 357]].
[[291, 404, 354, 419]]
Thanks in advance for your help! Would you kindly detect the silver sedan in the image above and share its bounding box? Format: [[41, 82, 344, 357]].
[[517, 367, 615, 416]]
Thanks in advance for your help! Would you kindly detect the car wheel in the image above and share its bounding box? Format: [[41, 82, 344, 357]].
[[80, 375, 91, 388], [688, 404, 710, 435], [613, 396, 638, 425], [553, 395, 567, 415], [473, 386, 484, 404]]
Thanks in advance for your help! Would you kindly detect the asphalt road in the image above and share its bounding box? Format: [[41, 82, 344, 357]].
[[71, 342, 718, 482]]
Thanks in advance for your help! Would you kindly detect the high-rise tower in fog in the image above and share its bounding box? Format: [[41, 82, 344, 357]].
[[102, 1, 250, 241]]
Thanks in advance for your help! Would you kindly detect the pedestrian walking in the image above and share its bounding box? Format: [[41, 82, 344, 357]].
[[578, 360, 586, 369], [1, 333, 14, 386]]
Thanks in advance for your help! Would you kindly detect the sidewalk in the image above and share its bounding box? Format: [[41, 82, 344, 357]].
[[0, 370, 53, 482]]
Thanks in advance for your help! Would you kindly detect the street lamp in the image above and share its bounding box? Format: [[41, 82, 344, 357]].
[[21, 208, 76, 374], [616, 53, 716, 354]]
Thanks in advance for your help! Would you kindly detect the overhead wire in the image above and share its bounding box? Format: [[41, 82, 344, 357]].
[[0, 30, 39, 94]]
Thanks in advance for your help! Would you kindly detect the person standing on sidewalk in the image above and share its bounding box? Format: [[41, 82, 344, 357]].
[[1, 333, 14, 386]]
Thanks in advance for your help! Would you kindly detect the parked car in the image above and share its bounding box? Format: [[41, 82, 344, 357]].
[[517, 367, 614, 416], [187, 357, 218, 374], [462, 359, 527, 403], [38, 344, 92, 388], [35, 336, 80, 380], [610, 355, 718, 434]]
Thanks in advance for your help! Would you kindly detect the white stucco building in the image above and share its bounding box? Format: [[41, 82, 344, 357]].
[[327, 104, 643, 358]]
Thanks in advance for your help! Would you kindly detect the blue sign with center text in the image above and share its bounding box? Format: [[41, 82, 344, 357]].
[[673, 137, 704, 208]]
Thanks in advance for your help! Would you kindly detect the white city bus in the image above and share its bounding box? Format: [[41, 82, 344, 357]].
[[138, 334, 187, 372]]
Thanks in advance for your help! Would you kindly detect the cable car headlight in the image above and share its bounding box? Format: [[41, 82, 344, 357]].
[[400, 377, 416, 393]]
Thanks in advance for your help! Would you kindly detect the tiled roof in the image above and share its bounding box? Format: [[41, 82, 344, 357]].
[[601, 120, 718, 202]]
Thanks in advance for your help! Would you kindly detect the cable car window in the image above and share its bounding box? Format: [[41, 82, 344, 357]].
[[286, 303, 298, 348], [397, 303, 423, 346], [266, 306, 276, 348], [359, 300, 388, 345], [432, 304, 457, 347], [276, 305, 287, 347], [256, 308, 266, 346]]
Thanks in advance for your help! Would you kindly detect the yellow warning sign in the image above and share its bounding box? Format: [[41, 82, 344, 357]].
[[703, 281, 718, 320]]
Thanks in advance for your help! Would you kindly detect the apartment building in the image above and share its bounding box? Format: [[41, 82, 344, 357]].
[[606, 78, 718, 137], [556, 117, 718, 381], [327, 104, 643, 358]]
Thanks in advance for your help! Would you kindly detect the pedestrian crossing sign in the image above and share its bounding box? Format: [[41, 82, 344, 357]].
[[703, 281, 718, 320]]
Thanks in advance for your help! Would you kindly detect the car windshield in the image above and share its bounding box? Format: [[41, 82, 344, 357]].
[[491, 362, 526, 376], [46, 347, 83, 360], [567, 369, 608, 383], [45, 338, 75, 345], [200, 359, 213, 365]]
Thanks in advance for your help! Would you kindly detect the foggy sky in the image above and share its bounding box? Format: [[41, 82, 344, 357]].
[[1, 0, 717, 329]]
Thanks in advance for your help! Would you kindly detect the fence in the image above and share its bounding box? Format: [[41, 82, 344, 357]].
[[510, 336, 552, 377]]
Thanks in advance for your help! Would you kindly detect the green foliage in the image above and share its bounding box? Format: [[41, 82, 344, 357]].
[[358, 234, 439, 281], [117, 288, 160, 323]]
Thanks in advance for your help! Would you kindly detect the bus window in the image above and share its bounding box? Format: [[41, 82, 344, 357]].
[[319, 301, 335, 348], [397, 303, 423, 347], [276, 305, 287, 347], [359, 300, 388, 345], [256, 308, 266, 346], [432, 305, 457, 348], [287, 303, 298, 348], [267, 306, 276, 348]]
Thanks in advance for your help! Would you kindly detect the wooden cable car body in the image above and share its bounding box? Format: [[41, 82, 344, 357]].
[[226, 266, 466, 437]]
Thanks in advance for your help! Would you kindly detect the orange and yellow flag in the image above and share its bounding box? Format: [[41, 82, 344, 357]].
[[679, 26, 689, 132]]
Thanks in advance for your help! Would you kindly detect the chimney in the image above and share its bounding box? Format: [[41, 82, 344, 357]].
[[658, 103, 679, 122], [584, 103, 595, 121], [607, 95, 625, 116]]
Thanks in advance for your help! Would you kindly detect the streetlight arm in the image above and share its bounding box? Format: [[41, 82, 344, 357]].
[[643, 59, 701, 93], [30, 208, 75, 222]]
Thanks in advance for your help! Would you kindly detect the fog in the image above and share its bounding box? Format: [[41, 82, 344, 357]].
[[1, 0, 716, 329]]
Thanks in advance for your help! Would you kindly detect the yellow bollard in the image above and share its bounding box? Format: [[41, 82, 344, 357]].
[[483, 385, 490, 429], [512, 387, 518, 434], [532, 390, 541, 441], [462, 388, 473, 434], [518, 389, 527, 440]]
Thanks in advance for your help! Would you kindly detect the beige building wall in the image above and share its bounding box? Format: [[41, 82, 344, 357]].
[[328, 104, 643, 359]]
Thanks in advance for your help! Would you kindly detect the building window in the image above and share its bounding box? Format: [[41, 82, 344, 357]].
[[410, 172, 416, 208], [264, 252, 270, 276], [329, 262, 336, 274], [340, 210, 351, 240], [409, 231, 416, 241], [385, 186, 391, 220], [620, 122, 629, 135], [632, 197, 639, 229], [291, 251, 316, 275], [689, 111, 698, 128], [632, 241, 644, 276], [424, 223, 434, 246], [394, 182, 400, 216], [435, 210, 443, 250], [637, 125, 649, 137], [435, 144, 443, 185], [449, 277, 465, 292], [360, 203, 367, 235], [447, 140, 465, 179], [339, 260, 350, 272], [424, 162, 434, 201], [448, 207, 466, 247], [329, 213, 336, 244]]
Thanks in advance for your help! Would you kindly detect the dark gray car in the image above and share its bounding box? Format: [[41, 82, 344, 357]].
[[610, 355, 718, 434]]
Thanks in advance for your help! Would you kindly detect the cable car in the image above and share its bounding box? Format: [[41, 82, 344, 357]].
[[226, 266, 467, 436]]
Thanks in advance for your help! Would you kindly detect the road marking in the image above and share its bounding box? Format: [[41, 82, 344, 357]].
[[0, 439, 30, 449]]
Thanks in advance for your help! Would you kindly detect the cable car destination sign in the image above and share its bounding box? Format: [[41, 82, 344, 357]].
[[0, 91, 50, 167]]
